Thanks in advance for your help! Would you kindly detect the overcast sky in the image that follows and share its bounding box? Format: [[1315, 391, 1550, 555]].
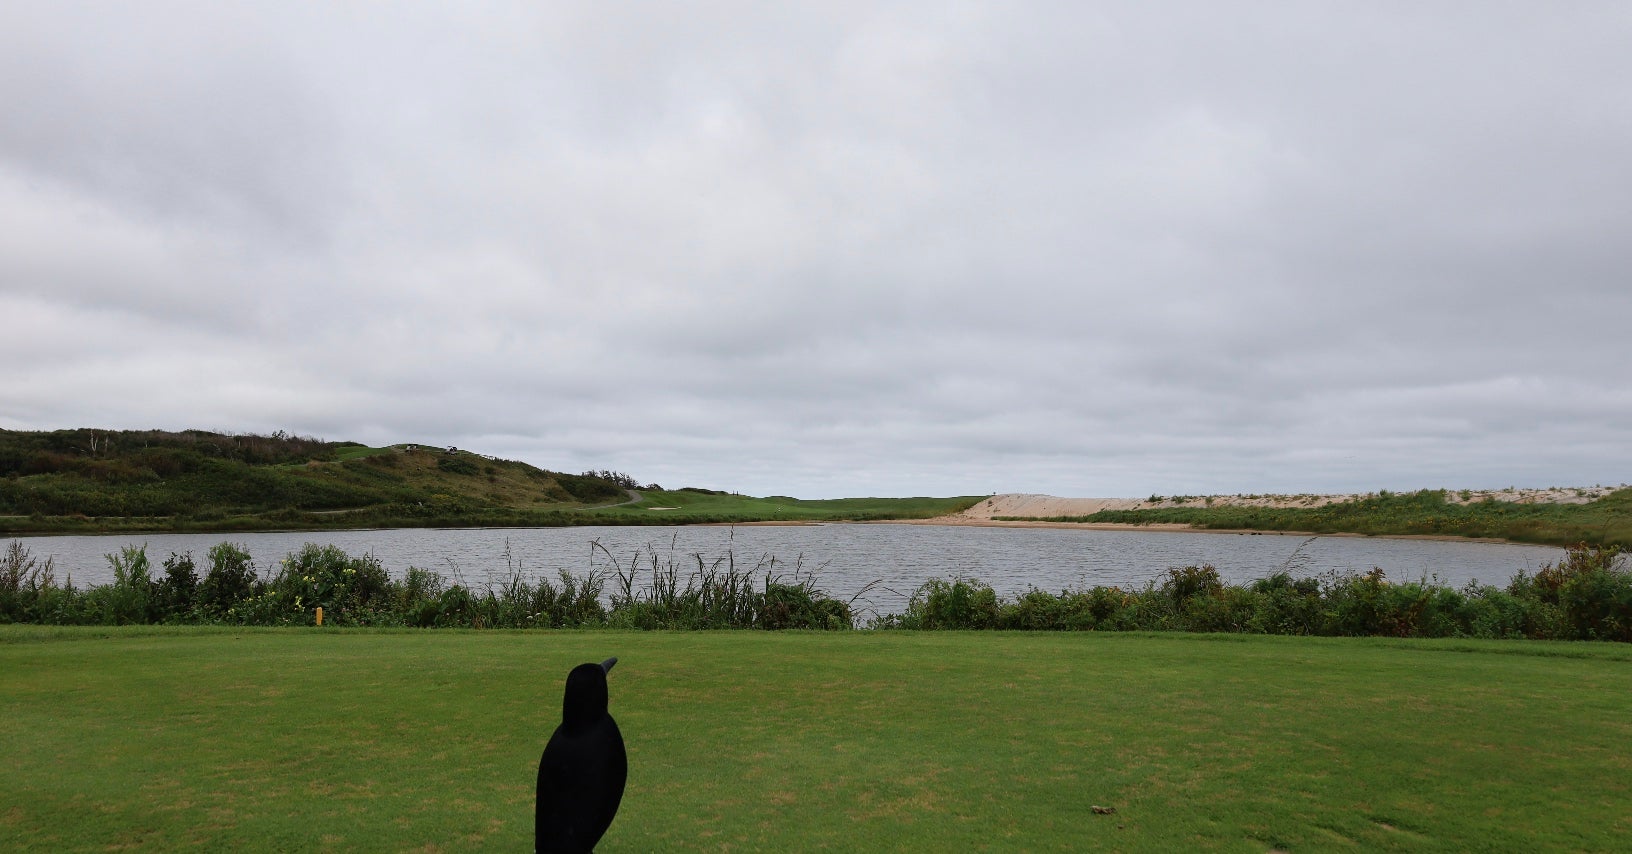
[[3, 3, 1630, 498]]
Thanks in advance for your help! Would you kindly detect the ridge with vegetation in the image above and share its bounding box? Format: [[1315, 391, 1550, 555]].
[[0, 429, 982, 533], [1004, 487, 1632, 548]]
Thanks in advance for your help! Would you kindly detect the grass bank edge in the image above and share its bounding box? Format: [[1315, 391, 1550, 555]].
[[1000, 486, 1632, 547], [0, 492, 986, 536]]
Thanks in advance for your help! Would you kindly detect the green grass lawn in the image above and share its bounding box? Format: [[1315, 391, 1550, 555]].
[[3, 628, 1629, 851], [583, 490, 983, 522]]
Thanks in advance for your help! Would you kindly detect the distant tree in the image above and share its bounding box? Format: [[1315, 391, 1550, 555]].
[[582, 470, 641, 490]]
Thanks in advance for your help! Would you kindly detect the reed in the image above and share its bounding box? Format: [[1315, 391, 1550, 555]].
[[5, 539, 1627, 641], [599, 535, 852, 630]]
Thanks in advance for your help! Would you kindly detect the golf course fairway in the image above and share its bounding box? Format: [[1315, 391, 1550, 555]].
[[3, 627, 1628, 851]]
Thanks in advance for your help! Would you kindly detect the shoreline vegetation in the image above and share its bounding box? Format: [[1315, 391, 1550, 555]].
[[2, 428, 1628, 548], [3, 538, 1629, 641], [991, 487, 1632, 548], [8, 433, 1627, 851]]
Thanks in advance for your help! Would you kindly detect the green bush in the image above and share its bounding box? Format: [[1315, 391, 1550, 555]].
[[536, 568, 609, 627], [154, 552, 198, 621], [1455, 584, 1530, 639], [1162, 564, 1224, 606], [895, 579, 1000, 629], [198, 543, 258, 616], [999, 588, 1088, 630], [436, 456, 479, 476], [1180, 585, 1259, 633], [1530, 544, 1631, 641], [273, 544, 393, 625], [875, 545, 1632, 642], [1246, 573, 1323, 635], [1322, 568, 1394, 636], [1507, 544, 1631, 640], [0, 540, 57, 623], [759, 581, 852, 630], [96, 545, 153, 625], [396, 566, 445, 627]]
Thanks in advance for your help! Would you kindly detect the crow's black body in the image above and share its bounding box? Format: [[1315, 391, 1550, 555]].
[[536, 658, 626, 853]]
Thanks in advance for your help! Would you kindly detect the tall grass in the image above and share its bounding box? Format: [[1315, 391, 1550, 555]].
[[597, 535, 856, 629], [0, 538, 854, 631]]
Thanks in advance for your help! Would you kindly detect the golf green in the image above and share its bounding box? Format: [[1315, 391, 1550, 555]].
[[3, 627, 1628, 850]]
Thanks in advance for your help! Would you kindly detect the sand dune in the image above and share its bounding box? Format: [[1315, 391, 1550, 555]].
[[950, 486, 1619, 522]]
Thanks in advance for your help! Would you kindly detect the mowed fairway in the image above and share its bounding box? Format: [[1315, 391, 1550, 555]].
[[3, 628, 1630, 851]]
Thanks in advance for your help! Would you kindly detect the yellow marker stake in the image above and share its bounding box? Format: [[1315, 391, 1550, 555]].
[[316, 606, 324, 627]]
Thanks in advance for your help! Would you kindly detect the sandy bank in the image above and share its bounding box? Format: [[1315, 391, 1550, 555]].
[[950, 487, 1616, 522], [892, 486, 1620, 539]]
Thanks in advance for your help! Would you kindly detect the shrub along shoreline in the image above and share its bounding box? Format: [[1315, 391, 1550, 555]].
[[0, 539, 853, 631], [2, 539, 1628, 641]]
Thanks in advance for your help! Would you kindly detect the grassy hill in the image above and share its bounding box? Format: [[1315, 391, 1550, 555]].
[[0, 429, 980, 533]]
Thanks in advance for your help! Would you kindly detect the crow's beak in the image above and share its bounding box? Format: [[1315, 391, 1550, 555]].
[[600, 657, 618, 674]]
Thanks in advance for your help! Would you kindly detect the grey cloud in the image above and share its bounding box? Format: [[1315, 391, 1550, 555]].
[[3, 2, 1630, 497]]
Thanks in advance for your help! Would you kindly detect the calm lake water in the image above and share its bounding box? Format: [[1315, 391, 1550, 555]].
[[8, 524, 1565, 617]]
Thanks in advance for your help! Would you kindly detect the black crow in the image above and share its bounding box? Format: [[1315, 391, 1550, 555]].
[[536, 657, 626, 853]]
